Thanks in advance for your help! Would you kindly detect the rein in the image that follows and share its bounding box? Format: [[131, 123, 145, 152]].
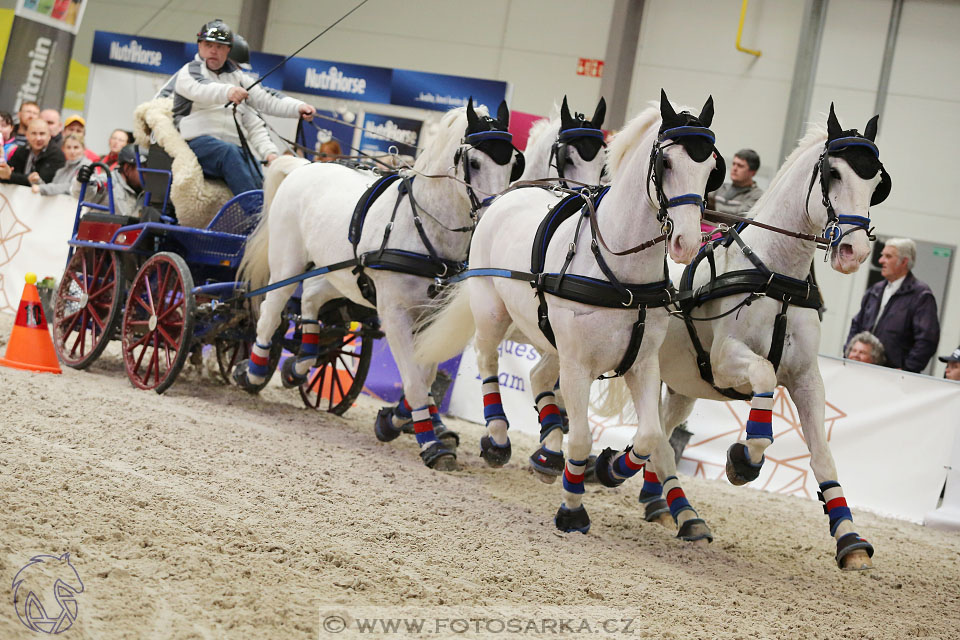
[[702, 208, 832, 247]]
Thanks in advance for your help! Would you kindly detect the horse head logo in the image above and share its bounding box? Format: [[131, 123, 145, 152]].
[[12, 553, 84, 634]]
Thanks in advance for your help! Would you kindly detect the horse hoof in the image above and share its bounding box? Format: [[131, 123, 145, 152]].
[[641, 497, 673, 528], [374, 407, 403, 442], [232, 360, 265, 394], [529, 446, 564, 479], [479, 435, 511, 468], [836, 532, 874, 570], [280, 357, 309, 389], [434, 423, 460, 449], [676, 517, 713, 543], [725, 443, 763, 486], [554, 504, 590, 534], [420, 441, 458, 471], [593, 448, 625, 488]]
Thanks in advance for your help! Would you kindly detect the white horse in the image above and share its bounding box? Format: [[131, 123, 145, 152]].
[[415, 91, 722, 534], [373, 95, 607, 442], [236, 100, 519, 471], [606, 105, 889, 568]]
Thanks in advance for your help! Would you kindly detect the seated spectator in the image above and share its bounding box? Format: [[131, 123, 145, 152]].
[[0, 118, 65, 186], [12, 101, 40, 147], [846, 238, 940, 372], [33, 133, 91, 196], [40, 108, 63, 148], [315, 140, 342, 162], [844, 331, 886, 365], [939, 346, 960, 381], [1, 111, 16, 161], [72, 144, 143, 217], [63, 115, 100, 162], [708, 148, 763, 216], [101, 129, 132, 169]]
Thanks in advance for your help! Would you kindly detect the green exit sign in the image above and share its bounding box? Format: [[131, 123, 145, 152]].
[[932, 247, 952, 258]]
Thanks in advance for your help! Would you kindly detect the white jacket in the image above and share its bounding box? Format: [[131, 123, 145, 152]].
[[173, 55, 304, 160]]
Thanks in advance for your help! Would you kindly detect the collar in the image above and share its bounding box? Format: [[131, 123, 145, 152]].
[[885, 274, 906, 291]]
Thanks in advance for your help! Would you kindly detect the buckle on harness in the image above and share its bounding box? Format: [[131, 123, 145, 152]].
[[621, 288, 634, 308]]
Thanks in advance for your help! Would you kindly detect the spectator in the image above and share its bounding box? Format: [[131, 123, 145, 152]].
[[72, 144, 143, 217], [846, 238, 940, 372], [12, 101, 40, 147], [101, 129, 132, 169], [1, 111, 16, 160], [33, 133, 91, 196], [844, 331, 886, 365], [315, 139, 342, 162], [63, 115, 100, 162], [0, 117, 65, 186], [40, 108, 64, 147], [939, 346, 960, 382], [173, 19, 314, 195], [708, 148, 763, 216]]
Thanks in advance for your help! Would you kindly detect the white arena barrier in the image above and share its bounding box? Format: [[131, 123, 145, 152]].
[[448, 341, 960, 524], [0, 184, 77, 314]]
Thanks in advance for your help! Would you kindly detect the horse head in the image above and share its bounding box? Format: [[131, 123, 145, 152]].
[[449, 98, 518, 207], [655, 89, 723, 264], [817, 104, 891, 274], [552, 95, 606, 185]]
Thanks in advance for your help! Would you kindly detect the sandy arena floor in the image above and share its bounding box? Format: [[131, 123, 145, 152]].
[[1, 314, 959, 639]]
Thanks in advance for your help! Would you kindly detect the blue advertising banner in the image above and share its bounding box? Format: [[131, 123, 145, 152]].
[[282, 57, 391, 103], [90, 31, 187, 75], [297, 110, 358, 158], [358, 113, 422, 157], [390, 69, 508, 112], [246, 51, 285, 91]]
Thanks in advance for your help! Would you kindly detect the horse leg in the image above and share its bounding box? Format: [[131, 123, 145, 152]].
[[279, 278, 333, 388], [712, 337, 778, 485], [554, 364, 593, 533], [639, 389, 699, 530], [788, 372, 874, 570], [425, 367, 460, 451], [528, 352, 567, 482], [233, 282, 298, 391], [471, 287, 513, 468], [374, 287, 456, 471]]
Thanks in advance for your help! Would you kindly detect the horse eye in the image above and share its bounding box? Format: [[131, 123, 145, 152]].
[[564, 157, 575, 165], [829, 168, 841, 180], [469, 158, 481, 170], [662, 158, 672, 170]]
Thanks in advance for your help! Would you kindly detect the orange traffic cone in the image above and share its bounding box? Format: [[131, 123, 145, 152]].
[[0, 272, 62, 374]]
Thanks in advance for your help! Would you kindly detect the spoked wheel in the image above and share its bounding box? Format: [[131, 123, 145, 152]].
[[52, 247, 123, 369], [121, 252, 196, 393], [215, 335, 283, 385], [298, 322, 373, 415]]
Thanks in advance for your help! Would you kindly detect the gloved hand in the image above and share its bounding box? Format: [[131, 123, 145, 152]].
[[77, 165, 93, 184]]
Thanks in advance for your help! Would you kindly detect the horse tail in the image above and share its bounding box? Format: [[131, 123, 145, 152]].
[[239, 156, 309, 292], [590, 377, 634, 418], [413, 282, 475, 365]]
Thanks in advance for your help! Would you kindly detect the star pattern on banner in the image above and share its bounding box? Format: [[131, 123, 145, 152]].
[[0, 192, 32, 314]]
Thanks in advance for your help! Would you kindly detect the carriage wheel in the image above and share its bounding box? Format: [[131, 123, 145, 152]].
[[298, 322, 373, 415], [52, 247, 123, 369], [121, 252, 196, 393]]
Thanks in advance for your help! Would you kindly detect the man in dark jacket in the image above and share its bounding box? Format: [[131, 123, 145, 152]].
[[846, 238, 940, 372], [0, 118, 65, 186]]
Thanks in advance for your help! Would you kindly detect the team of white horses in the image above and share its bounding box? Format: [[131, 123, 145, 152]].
[[237, 91, 889, 571]]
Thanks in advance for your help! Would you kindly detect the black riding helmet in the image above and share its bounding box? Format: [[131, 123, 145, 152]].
[[229, 34, 250, 65], [197, 19, 234, 47]]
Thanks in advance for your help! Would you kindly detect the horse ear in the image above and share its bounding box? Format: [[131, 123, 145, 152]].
[[561, 96, 572, 127], [699, 95, 715, 127], [864, 114, 879, 141], [592, 96, 606, 128], [466, 97, 479, 130], [660, 89, 678, 124], [827, 103, 842, 140], [497, 100, 510, 128]]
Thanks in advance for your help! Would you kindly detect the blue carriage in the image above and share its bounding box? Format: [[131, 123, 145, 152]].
[[51, 152, 379, 406]]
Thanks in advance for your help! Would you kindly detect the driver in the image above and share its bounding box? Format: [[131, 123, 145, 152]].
[[172, 19, 315, 195]]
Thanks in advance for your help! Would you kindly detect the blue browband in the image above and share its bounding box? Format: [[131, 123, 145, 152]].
[[660, 126, 716, 143], [464, 130, 513, 144], [827, 137, 879, 156], [558, 127, 606, 142]]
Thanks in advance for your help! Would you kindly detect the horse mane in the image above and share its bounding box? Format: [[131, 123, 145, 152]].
[[751, 121, 827, 213], [413, 104, 490, 175], [605, 104, 661, 179], [526, 116, 557, 149]]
